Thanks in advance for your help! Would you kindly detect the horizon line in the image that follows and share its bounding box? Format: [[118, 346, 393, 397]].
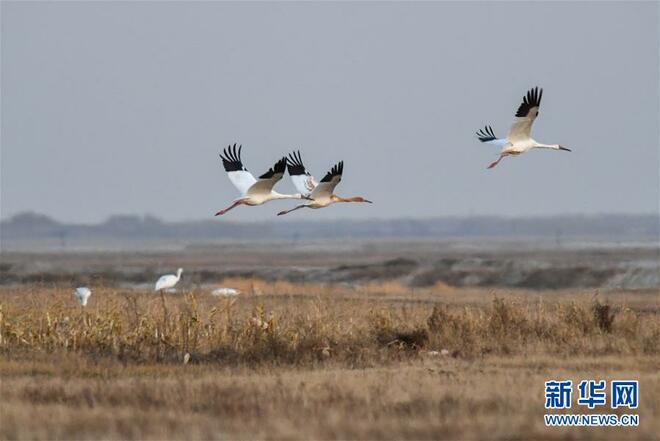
[[2, 210, 658, 227]]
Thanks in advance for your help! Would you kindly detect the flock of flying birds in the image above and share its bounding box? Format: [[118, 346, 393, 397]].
[[72, 86, 570, 307], [213, 86, 570, 217]]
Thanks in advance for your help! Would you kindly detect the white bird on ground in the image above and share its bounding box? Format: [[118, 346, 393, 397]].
[[211, 287, 240, 297], [155, 268, 183, 292], [476, 87, 571, 169], [277, 151, 372, 216], [214, 144, 310, 216], [74, 287, 91, 307]]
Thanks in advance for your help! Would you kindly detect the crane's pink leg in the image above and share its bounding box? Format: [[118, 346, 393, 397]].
[[487, 153, 509, 169], [215, 200, 244, 216], [277, 204, 308, 216]]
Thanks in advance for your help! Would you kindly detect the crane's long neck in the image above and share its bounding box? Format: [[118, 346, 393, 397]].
[[333, 196, 360, 203], [331, 195, 372, 203], [533, 141, 560, 150], [270, 191, 306, 200]]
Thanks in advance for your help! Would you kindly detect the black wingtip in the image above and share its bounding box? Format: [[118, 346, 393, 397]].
[[259, 156, 287, 179], [320, 160, 344, 183], [476, 125, 497, 142], [219, 143, 246, 172], [286, 149, 307, 176], [515, 86, 543, 118], [274, 157, 287, 174]]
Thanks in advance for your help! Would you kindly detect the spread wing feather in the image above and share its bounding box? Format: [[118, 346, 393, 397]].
[[476, 125, 508, 148], [248, 157, 287, 195], [311, 161, 343, 199], [286, 150, 317, 196], [507, 87, 543, 143], [219, 144, 257, 196]]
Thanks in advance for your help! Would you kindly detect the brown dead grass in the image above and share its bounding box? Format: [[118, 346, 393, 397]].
[[2, 284, 657, 364], [1, 282, 659, 440]]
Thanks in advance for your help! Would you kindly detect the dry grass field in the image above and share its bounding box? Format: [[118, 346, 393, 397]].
[[1, 280, 659, 440]]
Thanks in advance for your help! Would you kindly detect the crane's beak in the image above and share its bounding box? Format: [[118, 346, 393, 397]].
[[559, 146, 571, 152], [365, 199, 373, 204]]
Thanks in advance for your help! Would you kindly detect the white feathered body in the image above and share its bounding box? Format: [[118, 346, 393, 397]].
[[211, 288, 240, 297], [287, 159, 344, 208], [74, 287, 91, 306], [483, 136, 549, 154], [227, 169, 299, 206], [155, 268, 183, 291]]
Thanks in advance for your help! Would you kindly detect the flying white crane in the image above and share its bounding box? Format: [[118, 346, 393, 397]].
[[476, 87, 571, 169], [215, 144, 309, 216], [277, 151, 372, 216], [155, 268, 183, 292], [74, 287, 91, 307]]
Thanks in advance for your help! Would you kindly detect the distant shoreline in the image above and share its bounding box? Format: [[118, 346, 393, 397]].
[[2, 211, 658, 253]]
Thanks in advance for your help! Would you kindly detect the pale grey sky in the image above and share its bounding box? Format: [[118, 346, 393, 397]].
[[1, 1, 658, 223]]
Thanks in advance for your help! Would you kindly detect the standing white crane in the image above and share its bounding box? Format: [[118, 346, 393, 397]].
[[74, 287, 91, 307], [215, 144, 310, 216], [155, 268, 183, 292], [476, 87, 571, 169], [277, 151, 372, 216]]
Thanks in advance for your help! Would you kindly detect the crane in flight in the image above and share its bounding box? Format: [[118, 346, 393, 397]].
[[215, 144, 309, 216], [277, 151, 372, 216], [476, 87, 571, 169]]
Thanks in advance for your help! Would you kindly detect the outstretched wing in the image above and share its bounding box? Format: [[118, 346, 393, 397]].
[[286, 150, 318, 196], [310, 161, 343, 199], [507, 87, 543, 144], [219, 144, 257, 196], [246, 157, 287, 196], [476, 125, 508, 148]]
